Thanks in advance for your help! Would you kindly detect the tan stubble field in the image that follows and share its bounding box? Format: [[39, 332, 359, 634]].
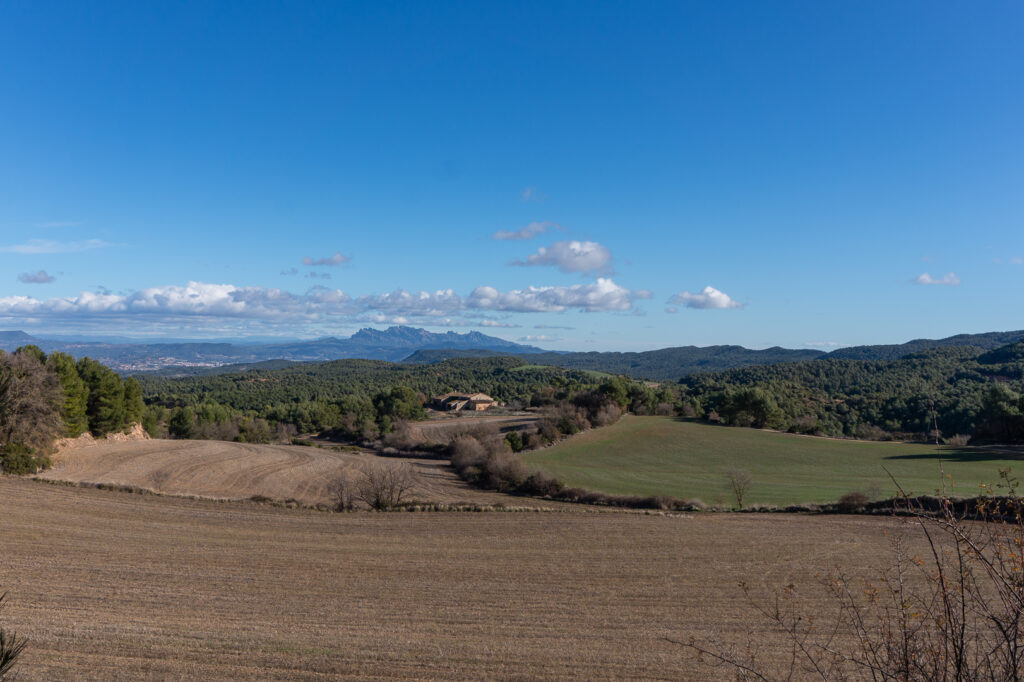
[[0, 476, 931, 680]]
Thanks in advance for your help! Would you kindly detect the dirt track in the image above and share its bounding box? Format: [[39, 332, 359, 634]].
[[408, 412, 539, 442], [37, 439, 534, 508]]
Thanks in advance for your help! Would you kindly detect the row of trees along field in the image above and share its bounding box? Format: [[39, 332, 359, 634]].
[[677, 343, 1024, 443], [0, 346, 143, 474], [136, 357, 684, 444]]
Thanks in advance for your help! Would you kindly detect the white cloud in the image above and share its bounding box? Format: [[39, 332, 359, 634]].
[[518, 335, 560, 343], [0, 278, 650, 331], [17, 270, 56, 284], [914, 272, 961, 286], [512, 240, 613, 275], [534, 324, 575, 330], [0, 239, 110, 254], [305, 272, 332, 280], [468, 278, 647, 313], [301, 251, 350, 267], [670, 286, 744, 310], [805, 341, 842, 348], [492, 221, 560, 241], [354, 288, 463, 317]]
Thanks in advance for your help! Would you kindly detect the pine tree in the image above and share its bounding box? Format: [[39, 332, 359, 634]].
[[46, 352, 90, 437], [76, 357, 126, 436], [123, 377, 144, 429]]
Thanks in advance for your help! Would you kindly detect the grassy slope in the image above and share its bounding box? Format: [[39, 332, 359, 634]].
[[522, 416, 1024, 505]]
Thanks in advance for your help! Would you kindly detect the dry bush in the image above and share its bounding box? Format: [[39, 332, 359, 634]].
[[945, 434, 972, 447], [150, 469, 171, 491], [655, 402, 676, 417], [275, 422, 297, 444], [450, 435, 487, 472], [196, 420, 240, 442], [327, 475, 356, 511], [539, 403, 591, 438], [0, 592, 26, 680], [356, 463, 413, 510], [855, 423, 891, 441], [789, 414, 819, 434], [679, 402, 698, 418], [685, 471, 1024, 680], [590, 402, 622, 427], [837, 490, 869, 513], [382, 420, 424, 452]]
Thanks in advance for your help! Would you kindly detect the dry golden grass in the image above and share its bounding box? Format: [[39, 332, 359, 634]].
[[0, 476, 933, 680], [37, 439, 529, 508]]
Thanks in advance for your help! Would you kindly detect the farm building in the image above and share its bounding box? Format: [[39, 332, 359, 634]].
[[432, 392, 496, 412]]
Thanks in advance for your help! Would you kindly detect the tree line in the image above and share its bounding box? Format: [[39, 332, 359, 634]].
[[677, 343, 1024, 443], [0, 346, 143, 473]]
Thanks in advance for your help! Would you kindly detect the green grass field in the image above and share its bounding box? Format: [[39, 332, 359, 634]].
[[521, 416, 1024, 506]]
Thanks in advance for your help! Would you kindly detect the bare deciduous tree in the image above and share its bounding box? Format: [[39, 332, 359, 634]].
[[725, 468, 753, 509], [356, 463, 414, 510], [327, 474, 356, 511], [683, 471, 1024, 680], [0, 352, 63, 469]]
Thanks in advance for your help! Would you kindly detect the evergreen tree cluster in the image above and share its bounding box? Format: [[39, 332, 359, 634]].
[[0, 346, 143, 473]]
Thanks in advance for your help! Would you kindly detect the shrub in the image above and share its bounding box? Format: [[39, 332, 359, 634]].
[[356, 463, 413, 510], [945, 433, 971, 446], [855, 423, 890, 441], [788, 414, 819, 434], [505, 430, 524, 453], [327, 475, 355, 511], [836, 490, 869, 513], [0, 443, 49, 475], [381, 420, 424, 452]]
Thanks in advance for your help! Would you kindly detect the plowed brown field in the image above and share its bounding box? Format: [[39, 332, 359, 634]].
[[37, 439, 530, 508], [0, 476, 929, 680]]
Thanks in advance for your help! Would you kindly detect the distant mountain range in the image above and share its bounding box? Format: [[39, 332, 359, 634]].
[[0, 326, 544, 371], [3, 327, 1022, 379]]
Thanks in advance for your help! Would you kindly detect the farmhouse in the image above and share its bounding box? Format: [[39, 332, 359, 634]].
[[432, 392, 496, 412]]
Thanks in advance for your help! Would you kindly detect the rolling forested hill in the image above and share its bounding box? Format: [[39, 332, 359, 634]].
[[677, 343, 1024, 442], [404, 346, 825, 379], [404, 330, 1024, 381]]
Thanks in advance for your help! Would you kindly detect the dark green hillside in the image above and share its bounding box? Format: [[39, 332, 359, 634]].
[[827, 330, 1024, 361], [678, 344, 1024, 442], [136, 356, 596, 410], [402, 348, 517, 363], [404, 346, 824, 380]]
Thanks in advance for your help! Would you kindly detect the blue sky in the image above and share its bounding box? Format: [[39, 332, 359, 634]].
[[1, 1, 1022, 351]]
